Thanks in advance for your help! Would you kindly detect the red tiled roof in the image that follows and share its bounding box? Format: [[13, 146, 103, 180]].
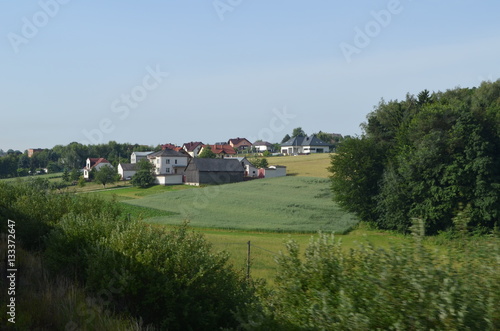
[[161, 143, 183, 152], [205, 144, 236, 155], [85, 158, 110, 169]]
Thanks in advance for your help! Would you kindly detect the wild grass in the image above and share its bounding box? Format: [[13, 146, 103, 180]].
[[122, 176, 359, 234]]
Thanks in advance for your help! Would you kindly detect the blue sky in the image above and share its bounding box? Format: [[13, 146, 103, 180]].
[[1, 1, 499, 151]]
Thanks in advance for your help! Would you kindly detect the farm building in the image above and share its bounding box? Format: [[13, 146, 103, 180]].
[[184, 158, 244, 185], [258, 165, 287, 178], [227, 156, 259, 177]]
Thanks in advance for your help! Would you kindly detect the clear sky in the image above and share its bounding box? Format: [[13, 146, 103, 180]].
[[1, 1, 499, 151]]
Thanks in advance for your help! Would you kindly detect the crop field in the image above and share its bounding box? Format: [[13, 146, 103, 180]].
[[266, 153, 331, 178], [122, 176, 359, 234]]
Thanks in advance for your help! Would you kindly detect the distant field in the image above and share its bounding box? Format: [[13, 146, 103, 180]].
[[267, 153, 331, 178], [123, 176, 358, 234]]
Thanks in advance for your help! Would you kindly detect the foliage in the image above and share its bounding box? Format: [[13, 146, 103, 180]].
[[250, 157, 269, 168], [330, 81, 500, 234], [131, 159, 155, 188], [94, 165, 120, 188], [198, 145, 216, 158], [257, 229, 500, 330], [292, 127, 306, 138]]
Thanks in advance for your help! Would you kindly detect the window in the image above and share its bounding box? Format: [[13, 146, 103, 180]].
[[166, 159, 170, 164], [166, 168, 170, 173], [175, 159, 177, 164]]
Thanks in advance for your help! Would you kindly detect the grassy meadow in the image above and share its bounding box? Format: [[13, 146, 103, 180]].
[[121, 176, 359, 234], [266, 153, 331, 178]]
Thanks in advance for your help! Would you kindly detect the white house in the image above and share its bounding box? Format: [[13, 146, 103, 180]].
[[280, 135, 330, 155], [83, 158, 112, 179], [253, 141, 273, 152], [147, 148, 190, 185], [118, 163, 138, 180], [131, 151, 154, 164], [182, 142, 203, 158]]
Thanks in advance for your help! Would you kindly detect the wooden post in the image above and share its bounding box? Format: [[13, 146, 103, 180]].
[[247, 240, 251, 282]]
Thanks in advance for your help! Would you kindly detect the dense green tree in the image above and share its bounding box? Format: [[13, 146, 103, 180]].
[[331, 81, 500, 234], [292, 127, 306, 137], [131, 160, 155, 188], [94, 165, 119, 188], [198, 146, 216, 158]]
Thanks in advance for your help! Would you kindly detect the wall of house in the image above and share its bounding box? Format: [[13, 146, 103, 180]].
[[199, 171, 243, 184], [263, 166, 286, 178], [155, 175, 183, 185]]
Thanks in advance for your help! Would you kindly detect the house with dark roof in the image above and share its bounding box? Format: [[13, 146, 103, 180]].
[[118, 163, 138, 180], [182, 141, 204, 157], [228, 137, 252, 151], [280, 135, 331, 155], [83, 158, 112, 179], [184, 158, 244, 185], [253, 140, 273, 152], [147, 148, 190, 185]]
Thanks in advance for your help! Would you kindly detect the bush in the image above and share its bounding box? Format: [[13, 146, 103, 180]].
[[261, 230, 500, 330]]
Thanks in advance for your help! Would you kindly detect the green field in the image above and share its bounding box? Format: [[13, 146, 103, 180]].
[[267, 153, 331, 178], [122, 176, 359, 234]]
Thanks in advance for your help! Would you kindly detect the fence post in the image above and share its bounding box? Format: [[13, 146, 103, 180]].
[[247, 240, 251, 282]]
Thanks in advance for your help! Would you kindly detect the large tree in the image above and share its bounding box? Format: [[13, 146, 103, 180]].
[[131, 160, 155, 188], [94, 165, 119, 188]]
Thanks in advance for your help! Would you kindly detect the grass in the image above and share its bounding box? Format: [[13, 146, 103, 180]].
[[0, 172, 64, 183], [264, 153, 331, 178], [121, 176, 358, 234]]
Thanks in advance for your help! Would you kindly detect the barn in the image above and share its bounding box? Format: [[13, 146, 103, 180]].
[[184, 158, 244, 185]]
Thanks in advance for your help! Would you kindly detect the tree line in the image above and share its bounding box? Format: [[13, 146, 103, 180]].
[[329, 80, 500, 234]]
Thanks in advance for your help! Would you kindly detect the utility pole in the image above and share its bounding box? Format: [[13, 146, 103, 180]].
[[246, 241, 251, 282]]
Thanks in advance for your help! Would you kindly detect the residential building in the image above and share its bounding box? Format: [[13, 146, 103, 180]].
[[228, 156, 258, 177], [184, 158, 244, 185], [228, 137, 252, 151], [257, 165, 287, 178], [131, 151, 154, 164], [182, 141, 204, 157], [253, 141, 273, 152], [147, 148, 190, 185], [280, 135, 331, 155], [199, 144, 236, 158], [27, 148, 44, 157]]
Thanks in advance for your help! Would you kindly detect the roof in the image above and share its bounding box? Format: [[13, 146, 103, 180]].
[[187, 158, 244, 172], [161, 143, 183, 152], [87, 157, 111, 169], [280, 135, 330, 147], [204, 144, 236, 155], [131, 151, 154, 157], [228, 137, 252, 146], [182, 141, 203, 152], [228, 156, 253, 166], [253, 141, 272, 146], [119, 163, 138, 171], [148, 148, 189, 158]]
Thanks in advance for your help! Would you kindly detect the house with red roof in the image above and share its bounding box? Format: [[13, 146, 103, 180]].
[[200, 144, 237, 158], [83, 157, 112, 179], [161, 143, 183, 152]]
